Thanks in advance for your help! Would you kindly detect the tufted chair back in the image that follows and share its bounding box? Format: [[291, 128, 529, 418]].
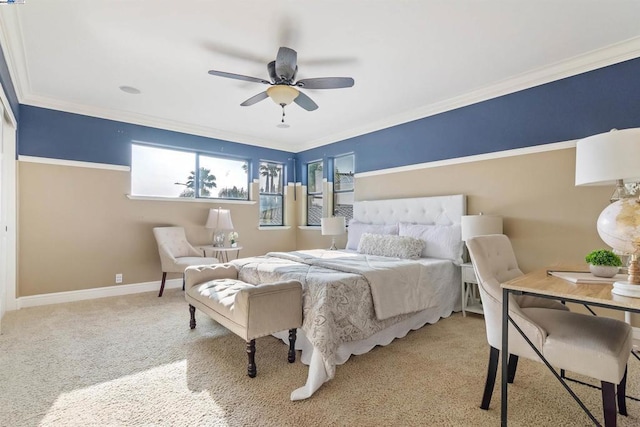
[[466, 234, 546, 361], [153, 226, 202, 272]]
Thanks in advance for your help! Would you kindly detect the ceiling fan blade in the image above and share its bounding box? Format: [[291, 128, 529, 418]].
[[240, 91, 269, 107], [267, 61, 277, 83], [295, 77, 355, 89], [275, 47, 297, 81], [208, 69, 270, 85], [294, 91, 319, 111]]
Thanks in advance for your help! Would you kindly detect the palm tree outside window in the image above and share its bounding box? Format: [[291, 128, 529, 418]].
[[131, 143, 249, 200], [259, 161, 284, 226]]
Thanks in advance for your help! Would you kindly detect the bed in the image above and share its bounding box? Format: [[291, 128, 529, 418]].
[[230, 194, 466, 400]]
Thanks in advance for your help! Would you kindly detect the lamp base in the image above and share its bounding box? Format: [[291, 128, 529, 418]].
[[611, 281, 640, 298], [213, 231, 225, 247], [328, 237, 337, 251]]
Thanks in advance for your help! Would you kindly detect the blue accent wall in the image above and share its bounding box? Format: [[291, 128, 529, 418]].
[[18, 105, 295, 182], [297, 56, 640, 180], [0, 43, 19, 120], [16, 56, 640, 185]]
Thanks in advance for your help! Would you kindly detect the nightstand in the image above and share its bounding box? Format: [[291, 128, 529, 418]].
[[461, 262, 483, 316], [196, 245, 243, 263]]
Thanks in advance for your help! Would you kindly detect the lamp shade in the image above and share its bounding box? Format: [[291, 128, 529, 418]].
[[267, 85, 300, 106], [461, 214, 503, 241], [575, 128, 640, 186], [321, 216, 346, 236], [205, 208, 234, 230]]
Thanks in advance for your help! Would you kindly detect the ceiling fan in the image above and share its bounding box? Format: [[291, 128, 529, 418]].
[[208, 47, 355, 123]]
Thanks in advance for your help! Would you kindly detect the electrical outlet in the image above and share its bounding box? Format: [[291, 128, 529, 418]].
[[115, 273, 123, 284]]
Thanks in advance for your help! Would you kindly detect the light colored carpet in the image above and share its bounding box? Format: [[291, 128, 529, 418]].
[[0, 289, 638, 427]]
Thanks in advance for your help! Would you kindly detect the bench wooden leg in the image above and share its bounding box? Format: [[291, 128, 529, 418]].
[[288, 329, 297, 363], [247, 339, 257, 378], [189, 304, 196, 329]]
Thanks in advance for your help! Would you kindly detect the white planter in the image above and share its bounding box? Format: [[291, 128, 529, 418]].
[[589, 264, 619, 278]]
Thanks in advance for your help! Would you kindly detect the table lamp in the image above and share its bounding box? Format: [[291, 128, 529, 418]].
[[575, 128, 640, 202], [205, 207, 234, 247], [461, 213, 503, 244], [321, 216, 346, 250], [575, 128, 640, 297], [461, 214, 503, 263]]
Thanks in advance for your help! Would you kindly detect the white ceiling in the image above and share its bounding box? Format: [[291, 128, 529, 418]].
[[2, 1, 640, 153]]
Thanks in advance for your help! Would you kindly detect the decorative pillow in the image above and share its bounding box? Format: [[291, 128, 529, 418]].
[[346, 220, 399, 251], [398, 222, 463, 264], [357, 233, 425, 259]]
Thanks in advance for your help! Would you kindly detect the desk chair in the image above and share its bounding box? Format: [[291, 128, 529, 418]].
[[153, 226, 219, 297], [467, 234, 632, 426]]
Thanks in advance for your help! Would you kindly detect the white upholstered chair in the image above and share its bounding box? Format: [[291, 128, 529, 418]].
[[153, 226, 218, 297], [467, 234, 633, 426]]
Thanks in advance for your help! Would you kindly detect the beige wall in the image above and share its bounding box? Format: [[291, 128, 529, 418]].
[[357, 147, 611, 271], [16, 148, 635, 324], [17, 162, 297, 297]]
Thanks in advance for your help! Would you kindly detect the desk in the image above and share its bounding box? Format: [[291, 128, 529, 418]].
[[500, 267, 640, 426], [196, 245, 243, 263]]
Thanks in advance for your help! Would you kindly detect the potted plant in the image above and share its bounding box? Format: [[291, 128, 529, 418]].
[[228, 231, 239, 248], [585, 249, 622, 278]]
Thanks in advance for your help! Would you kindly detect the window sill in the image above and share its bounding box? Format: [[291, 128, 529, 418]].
[[298, 225, 321, 230], [127, 195, 256, 205], [258, 226, 292, 230]]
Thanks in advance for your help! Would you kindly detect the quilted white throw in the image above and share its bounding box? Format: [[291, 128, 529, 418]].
[[267, 250, 438, 320]]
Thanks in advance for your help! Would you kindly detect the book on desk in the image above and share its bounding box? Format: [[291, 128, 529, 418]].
[[548, 270, 627, 284]]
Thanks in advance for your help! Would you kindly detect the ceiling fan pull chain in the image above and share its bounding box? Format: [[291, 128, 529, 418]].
[[281, 104, 286, 123]]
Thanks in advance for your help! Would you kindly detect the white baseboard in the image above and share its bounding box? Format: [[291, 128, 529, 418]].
[[16, 278, 183, 309]]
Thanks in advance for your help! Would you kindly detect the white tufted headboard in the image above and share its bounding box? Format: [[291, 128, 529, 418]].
[[353, 194, 466, 225]]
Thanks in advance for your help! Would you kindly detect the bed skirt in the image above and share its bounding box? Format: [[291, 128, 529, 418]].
[[275, 297, 459, 400]]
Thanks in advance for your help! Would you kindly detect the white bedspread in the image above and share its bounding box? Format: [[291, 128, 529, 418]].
[[267, 250, 439, 320]]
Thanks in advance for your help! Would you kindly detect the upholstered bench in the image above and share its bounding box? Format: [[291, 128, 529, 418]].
[[184, 263, 303, 377]]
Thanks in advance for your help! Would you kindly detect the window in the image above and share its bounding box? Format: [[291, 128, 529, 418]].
[[131, 143, 249, 199], [259, 161, 284, 226], [307, 160, 323, 226], [333, 154, 354, 222]]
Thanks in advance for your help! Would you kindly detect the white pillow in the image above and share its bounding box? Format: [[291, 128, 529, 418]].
[[357, 233, 424, 259], [346, 220, 399, 251], [398, 222, 463, 264]]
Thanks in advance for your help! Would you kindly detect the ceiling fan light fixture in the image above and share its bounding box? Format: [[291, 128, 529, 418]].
[[267, 85, 299, 106]]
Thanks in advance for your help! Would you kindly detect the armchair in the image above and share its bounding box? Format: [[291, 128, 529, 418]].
[[153, 226, 218, 297]]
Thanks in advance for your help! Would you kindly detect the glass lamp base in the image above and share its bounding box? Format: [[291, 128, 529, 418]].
[[213, 231, 225, 247], [328, 237, 337, 251]]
